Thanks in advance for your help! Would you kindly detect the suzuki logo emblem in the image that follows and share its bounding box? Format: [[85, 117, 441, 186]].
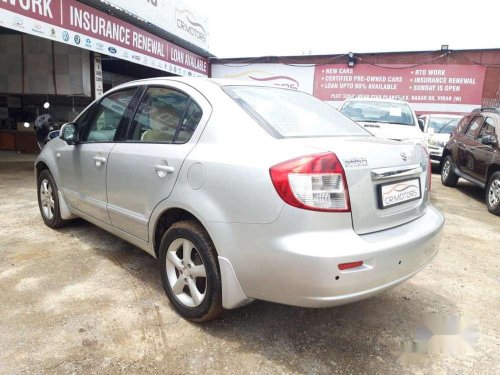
[[400, 152, 407, 162]]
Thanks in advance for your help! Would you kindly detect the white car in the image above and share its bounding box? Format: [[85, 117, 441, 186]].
[[35, 78, 444, 322], [340, 98, 426, 148], [418, 114, 463, 166]]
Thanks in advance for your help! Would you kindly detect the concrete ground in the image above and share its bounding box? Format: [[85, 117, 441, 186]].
[[0, 151, 498, 374]]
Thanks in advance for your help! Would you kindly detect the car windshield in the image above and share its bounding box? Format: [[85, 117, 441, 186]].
[[341, 100, 415, 126], [223, 86, 369, 138], [427, 117, 460, 134]]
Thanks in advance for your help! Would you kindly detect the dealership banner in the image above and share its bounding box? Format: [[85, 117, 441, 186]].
[[0, 0, 209, 77], [314, 64, 487, 112], [212, 62, 486, 113], [104, 0, 209, 51], [211, 64, 315, 94]]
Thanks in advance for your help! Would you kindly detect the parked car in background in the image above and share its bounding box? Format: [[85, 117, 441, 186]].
[[340, 97, 426, 148], [35, 78, 444, 322], [441, 107, 500, 215], [418, 114, 463, 167]]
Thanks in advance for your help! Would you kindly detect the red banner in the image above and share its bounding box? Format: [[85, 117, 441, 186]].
[[313, 64, 486, 106], [0, 0, 208, 76]]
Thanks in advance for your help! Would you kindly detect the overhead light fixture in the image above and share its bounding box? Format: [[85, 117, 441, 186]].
[[348, 52, 356, 67], [23, 122, 30, 128], [441, 44, 449, 51], [43, 102, 50, 109]]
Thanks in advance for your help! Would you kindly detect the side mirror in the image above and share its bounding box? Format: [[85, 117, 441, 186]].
[[418, 118, 425, 131], [60, 123, 78, 145], [481, 135, 498, 146]]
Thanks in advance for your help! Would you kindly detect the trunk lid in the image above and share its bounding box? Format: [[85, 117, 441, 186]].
[[281, 136, 429, 234]]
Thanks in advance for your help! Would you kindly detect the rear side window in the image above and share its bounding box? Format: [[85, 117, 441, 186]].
[[465, 116, 484, 138], [223, 86, 369, 138], [129, 87, 199, 143], [176, 101, 203, 143], [82, 89, 136, 142]]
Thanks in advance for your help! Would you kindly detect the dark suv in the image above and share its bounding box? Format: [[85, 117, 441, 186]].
[[441, 107, 500, 215]]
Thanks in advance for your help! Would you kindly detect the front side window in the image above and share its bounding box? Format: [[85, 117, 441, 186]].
[[82, 89, 136, 142], [341, 100, 415, 126], [224, 86, 368, 138], [465, 116, 483, 138], [457, 116, 472, 133], [477, 117, 496, 143], [129, 87, 191, 143]]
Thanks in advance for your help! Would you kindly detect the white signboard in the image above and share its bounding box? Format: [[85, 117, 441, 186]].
[[94, 53, 103, 99], [211, 64, 315, 94], [105, 0, 209, 50]]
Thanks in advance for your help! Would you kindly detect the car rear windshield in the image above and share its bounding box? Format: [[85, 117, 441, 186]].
[[427, 117, 460, 133], [341, 100, 415, 126], [223, 86, 369, 138]]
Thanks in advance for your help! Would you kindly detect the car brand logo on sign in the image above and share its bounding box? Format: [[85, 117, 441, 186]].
[[401, 152, 407, 162], [32, 24, 44, 35], [175, 8, 207, 44], [379, 178, 421, 209], [62, 31, 70, 41], [85, 38, 91, 48], [13, 16, 24, 29], [108, 47, 117, 54], [74, 35, 81, 44], [50, 28, 56, 37], [223, 69, 301, 90]]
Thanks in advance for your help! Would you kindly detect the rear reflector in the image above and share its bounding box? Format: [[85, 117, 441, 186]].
[[269, 152, 351, 212], [338, 261, 363, 270]]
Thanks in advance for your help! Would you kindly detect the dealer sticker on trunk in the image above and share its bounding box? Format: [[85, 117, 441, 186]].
[[378, 178, 421, 209]]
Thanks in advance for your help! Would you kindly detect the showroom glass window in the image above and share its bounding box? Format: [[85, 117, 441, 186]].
[[81, 89, 136, 142], [129, 87, 202, 143]]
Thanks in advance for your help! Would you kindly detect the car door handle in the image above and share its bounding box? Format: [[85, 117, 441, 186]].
[[154, 164, 175, 177], [93, 156, 106, 167]]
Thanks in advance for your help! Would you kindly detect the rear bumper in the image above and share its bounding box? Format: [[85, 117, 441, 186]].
[[211, 205, 444, 308], [429, 145, 444, 165]]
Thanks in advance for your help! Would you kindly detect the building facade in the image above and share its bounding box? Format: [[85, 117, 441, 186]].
[[0, 0, 210, 152]]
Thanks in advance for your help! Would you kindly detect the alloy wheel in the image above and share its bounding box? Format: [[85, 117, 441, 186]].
[[442, 160, 450, 181], [165, 238, 207, 307], [489, 179, 500, 208], [40, 179, 55, 220]]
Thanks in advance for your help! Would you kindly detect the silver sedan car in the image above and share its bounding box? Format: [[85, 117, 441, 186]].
[[35, 78, 444, 322]]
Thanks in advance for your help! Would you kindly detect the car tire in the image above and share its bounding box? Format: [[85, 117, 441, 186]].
[[37, 169, 67, 229], [486, 171, 500, 216], [441, 156, 459, 187], [159, 220, 223, 322]]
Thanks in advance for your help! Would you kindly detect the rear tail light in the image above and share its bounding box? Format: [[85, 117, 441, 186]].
[[269, 152, 351, 212], [420, 145, 431, 193], [424, 147, 431, 192]]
